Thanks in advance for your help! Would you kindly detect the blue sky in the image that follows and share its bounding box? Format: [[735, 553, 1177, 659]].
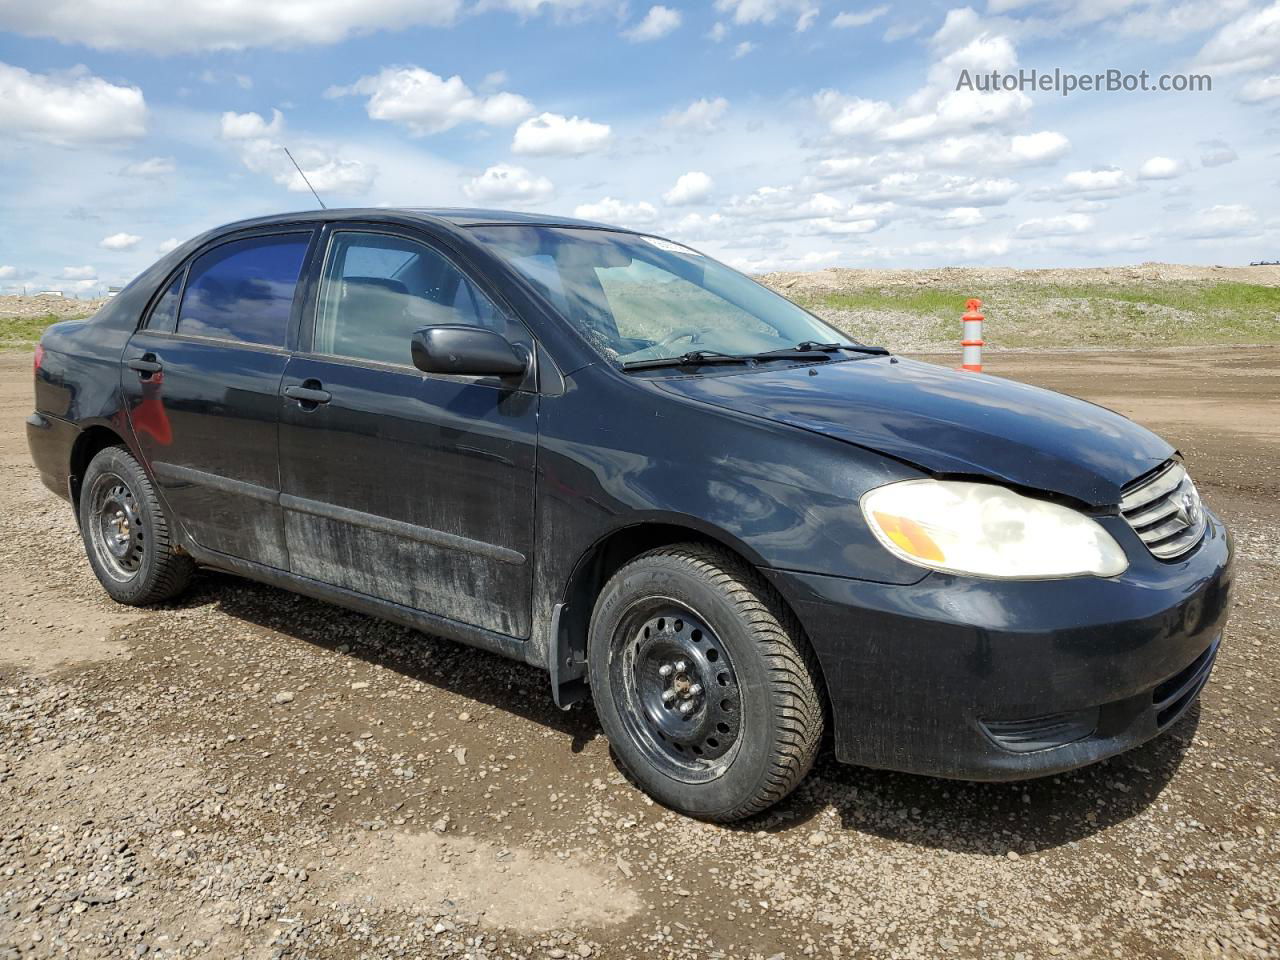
[[1, 0, 1278, 295]]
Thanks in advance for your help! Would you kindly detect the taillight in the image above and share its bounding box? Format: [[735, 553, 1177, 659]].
[[33, 343, 44, 375]]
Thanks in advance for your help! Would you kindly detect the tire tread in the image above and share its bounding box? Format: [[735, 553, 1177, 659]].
[[608, 542, 825, 822]]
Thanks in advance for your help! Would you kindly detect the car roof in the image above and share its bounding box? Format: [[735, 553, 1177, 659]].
[[206, 207, 633, 236]]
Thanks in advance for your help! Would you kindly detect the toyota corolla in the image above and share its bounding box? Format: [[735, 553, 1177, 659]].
[[27, 208, 1233, 821]]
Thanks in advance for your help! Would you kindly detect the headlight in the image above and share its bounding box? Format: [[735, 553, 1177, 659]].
[[861, 479, 1128, 579]]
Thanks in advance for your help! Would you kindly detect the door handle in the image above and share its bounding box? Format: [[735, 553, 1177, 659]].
[[127, 355, 162, 377], [284, 384, 332, 406]]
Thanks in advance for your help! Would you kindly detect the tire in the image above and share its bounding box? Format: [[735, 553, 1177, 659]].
[[588, 543, 824, 821], [78, 446, 194, 606]]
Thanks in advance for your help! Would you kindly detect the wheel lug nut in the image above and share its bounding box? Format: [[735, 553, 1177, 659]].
[[679, 701, 695, 716], [658, 664, 673, 678], [688, 683, 702, 697], [674, 660, 688, 673], [661, 689, 676, 704]]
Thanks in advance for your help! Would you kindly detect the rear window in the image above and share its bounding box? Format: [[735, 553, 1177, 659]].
[[178, 233, 310, 346]]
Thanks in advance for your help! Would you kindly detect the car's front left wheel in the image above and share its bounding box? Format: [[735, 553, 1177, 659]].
[[79, 445, 194, 606], [588, 543, 825, 821]]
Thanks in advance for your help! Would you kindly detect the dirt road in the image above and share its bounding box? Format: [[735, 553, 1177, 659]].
[[1, 347, 1277, 960]]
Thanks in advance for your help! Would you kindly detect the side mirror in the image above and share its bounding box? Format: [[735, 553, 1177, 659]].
[[411, 325, 528, 377]]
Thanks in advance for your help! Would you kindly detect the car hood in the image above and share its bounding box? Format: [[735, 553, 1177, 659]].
[[651, 356, 1174, 507]]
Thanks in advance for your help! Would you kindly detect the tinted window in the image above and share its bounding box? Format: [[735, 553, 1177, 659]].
[[178, 234, 309, 346], [313, 232, 522, 368], [146, 271, 184, 333]]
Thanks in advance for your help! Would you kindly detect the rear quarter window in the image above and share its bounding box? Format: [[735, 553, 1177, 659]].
[[178, 233, 310, 346]]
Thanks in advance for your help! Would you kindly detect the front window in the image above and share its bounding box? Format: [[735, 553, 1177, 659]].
[[313, 231, 523, 368], [468, 226, 856, 367]]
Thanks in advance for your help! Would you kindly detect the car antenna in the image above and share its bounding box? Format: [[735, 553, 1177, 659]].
[[282, 146, 326, 209]]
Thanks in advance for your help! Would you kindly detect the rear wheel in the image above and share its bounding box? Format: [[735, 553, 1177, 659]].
[[79, 446, 193, 605], [588, 543, 824, 821]]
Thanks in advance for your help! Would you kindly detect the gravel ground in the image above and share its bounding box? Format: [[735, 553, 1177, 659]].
[[0, 347, 1278, 960]]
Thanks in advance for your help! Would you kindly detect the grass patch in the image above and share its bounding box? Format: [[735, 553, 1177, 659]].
[[0, 313, 89, 349], [800, 282, 1280, 349]]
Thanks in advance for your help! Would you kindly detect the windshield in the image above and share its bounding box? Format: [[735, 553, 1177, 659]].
[[467, 225, 857, 367]]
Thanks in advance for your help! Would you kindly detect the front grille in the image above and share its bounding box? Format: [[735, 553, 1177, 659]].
[[1120, 461, 1207, 560]]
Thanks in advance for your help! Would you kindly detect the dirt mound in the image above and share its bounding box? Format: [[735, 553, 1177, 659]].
[[0, 294, 107, 321]]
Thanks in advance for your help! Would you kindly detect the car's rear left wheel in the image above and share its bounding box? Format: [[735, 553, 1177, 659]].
[[80, 446, 194, 605], [588, 543, 825, 821]]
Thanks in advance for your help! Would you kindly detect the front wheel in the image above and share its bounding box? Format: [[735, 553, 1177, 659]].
[[79, 446, 194, 606], [588, 544, 825, 821]]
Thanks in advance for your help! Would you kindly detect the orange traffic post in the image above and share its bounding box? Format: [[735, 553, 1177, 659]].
[[960, 298, 984, 372]]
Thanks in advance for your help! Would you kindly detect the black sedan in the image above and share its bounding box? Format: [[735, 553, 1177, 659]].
[[27, 208, 1233, 821]]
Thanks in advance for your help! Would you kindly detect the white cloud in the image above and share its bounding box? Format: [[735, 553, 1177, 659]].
[[62, 265, 96, 280], [1196, 1, 1280, 75], [937, 207, 986, 229], [1014, 214, 1092, 238], [1137, 156, 1186, 180], [663, 171, 714, 206], [573, 197, 658, 225], [121, 156, 175, 177], [157, 238, 181, 254], [219, 109, 374, 196], [832, 5, 889, 28], [733, 41, 756, 58], [512, 112, 611, 155], [1239, 74, 1280, 102], [715, 0, 817, 31], [666, 212, 726, 241], [463, 164, 554, 205], [865, 172, 1020, 208], [220, 108, 283, 139], [1178, 204, 1260, 239], [623, 5, 681, 41], [326, 66, 532, 135], [816, 34, 1030, 144], [0, 0, 463, 52], [99, 232, 141, 250], [1199, 140, 1238, 167], [708, 21, 728, 41], [0, 266, 17, 279], [0, 62, 145, 145], [726, 186, 846, 221], [1031, 167, 1138, 200], [664, 97, 729, 132], [1009, 131, 1070, 164], [814, 92, 894, 136], [805, 217, 881, 236]]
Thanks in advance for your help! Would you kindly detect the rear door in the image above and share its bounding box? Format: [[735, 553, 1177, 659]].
[[276, 226, 538, 637], [122, 230, 316, 567]]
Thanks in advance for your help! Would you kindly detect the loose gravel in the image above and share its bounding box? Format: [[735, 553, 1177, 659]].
[[0, 348, 1277, 960]]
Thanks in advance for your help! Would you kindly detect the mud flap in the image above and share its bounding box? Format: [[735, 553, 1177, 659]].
[[549, 602, 589, 710]]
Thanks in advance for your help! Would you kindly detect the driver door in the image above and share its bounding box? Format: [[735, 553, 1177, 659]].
[[276, 227, 539, 638]]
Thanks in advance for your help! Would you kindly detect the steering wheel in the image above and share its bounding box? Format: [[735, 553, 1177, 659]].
[[652, 327, 707, 352]]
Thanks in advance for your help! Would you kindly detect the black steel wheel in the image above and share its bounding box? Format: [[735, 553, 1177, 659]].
[[612, 603, 743, 781], [589, 543, 825, 821], [79, 446, 193, 605], [86, 472, 146, 582]]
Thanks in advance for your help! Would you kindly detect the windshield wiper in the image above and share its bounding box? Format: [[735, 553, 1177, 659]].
[[747, 342, 890, 361], [793, 341, 890, 355], [622, 350, 755, 371]]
